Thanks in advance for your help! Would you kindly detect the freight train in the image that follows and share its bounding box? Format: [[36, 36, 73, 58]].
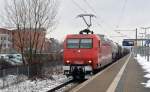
[[63, 29, 130, 79]]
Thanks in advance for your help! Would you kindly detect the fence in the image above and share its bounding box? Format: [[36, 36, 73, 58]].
[[134, 46, 150, 61], [0, 61, 63, 89]]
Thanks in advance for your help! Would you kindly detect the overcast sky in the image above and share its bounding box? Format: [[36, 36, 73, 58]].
[[1, 0, 150, 43]]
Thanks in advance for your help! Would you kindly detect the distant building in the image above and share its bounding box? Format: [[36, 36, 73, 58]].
[[0, 27, 61, 54], [11, 28, 46, 53], [0, 28, 12, 53], [41, 38, 61, 53], [49, 38, 61, 52], [42, 38, 51, 53]]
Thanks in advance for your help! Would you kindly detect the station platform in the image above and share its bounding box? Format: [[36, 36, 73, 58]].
[[71, 53, 150, 92]]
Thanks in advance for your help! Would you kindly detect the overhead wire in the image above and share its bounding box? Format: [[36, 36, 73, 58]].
[[114, 0, 133, 39], [116, 0, 128, 28], [83, 0, 114, 35], [71, 0, 131, 39], [71, 0, 87, 13], [82, 0, 131, 39], [83, 0, 97, 14], [71, 0, 105, 35]]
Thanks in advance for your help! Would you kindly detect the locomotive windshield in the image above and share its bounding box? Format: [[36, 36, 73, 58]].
[[67, 39, 80, 48], [80, 39, 92, 48], [67, 38, 92, 48]]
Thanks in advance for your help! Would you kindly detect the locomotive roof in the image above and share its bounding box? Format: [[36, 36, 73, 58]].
[[65, 34, 110, 42], [66, 34, 99, 38], [65, 34, 116, 46]]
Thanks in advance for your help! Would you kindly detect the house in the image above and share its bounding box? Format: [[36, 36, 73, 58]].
[[0, 28, 12, 53]]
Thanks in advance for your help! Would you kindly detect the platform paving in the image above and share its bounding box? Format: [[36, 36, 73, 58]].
[[70, 53, 150, 92]]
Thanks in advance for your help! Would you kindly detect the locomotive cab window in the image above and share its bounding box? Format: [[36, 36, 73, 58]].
[[80, 39, 92, 48], [67, 38, 93, 48], [67, 39, 79, 48]]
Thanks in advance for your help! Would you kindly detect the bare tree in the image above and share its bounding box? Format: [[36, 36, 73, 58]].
[[4, 0, 59, 65]]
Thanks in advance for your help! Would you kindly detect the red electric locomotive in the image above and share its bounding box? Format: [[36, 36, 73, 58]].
[[62, 14, 123, 79], [63, 29, 113, 79]]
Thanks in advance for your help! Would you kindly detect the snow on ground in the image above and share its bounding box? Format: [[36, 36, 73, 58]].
[[0, 74, 69, 92], [56, 83, 75, 92], [136, 54, 150, 88], [0, 75, 28, 88]]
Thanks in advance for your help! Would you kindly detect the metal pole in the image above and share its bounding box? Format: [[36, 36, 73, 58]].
[[142, 37, 144, 55], [139, 33, 145, 55], [147, 34, 150, 61], [135, 28, 137, 57], [145, 29, 147, 59], [115, 28, 138, 56], [141, 27, 150, 58], [3, 69, 5, 88], [148, 44, 149, 61]]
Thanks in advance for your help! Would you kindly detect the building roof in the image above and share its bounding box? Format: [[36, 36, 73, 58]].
[[11, 28, 46, 32], [0, 28, 11, 34]]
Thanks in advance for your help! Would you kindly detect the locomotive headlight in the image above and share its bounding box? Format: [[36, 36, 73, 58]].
[[66, 60, 70, 63], [88, 60, 92, 64]]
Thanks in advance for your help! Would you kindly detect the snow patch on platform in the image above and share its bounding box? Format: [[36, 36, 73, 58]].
[[136, 54, 150, 88]]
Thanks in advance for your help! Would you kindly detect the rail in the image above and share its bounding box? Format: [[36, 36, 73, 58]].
[[47, 79, 74, 92]]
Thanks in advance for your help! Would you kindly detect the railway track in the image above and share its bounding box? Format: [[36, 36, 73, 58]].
[[47, 78, 75, 92], [47, 56, 125, 92], [47, 78, 86, 92], [47, 65, 112, 92]]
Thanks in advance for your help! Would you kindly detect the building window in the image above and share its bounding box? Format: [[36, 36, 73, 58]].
[[3, 37, 6, 40], [8, 44, 11, 48], [3, 43, 6, 48], [1, 37, 3, 40]]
